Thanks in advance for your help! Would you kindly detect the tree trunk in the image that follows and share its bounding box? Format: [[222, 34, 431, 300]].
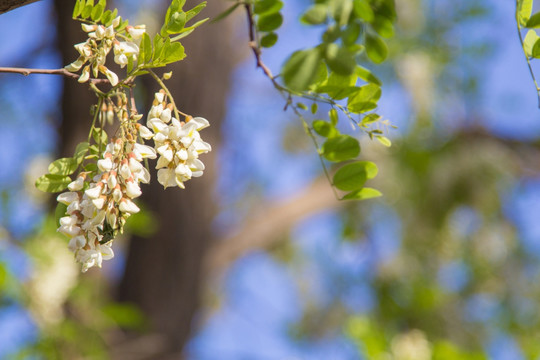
[[0, 0, 39, 14], [53, 1, 95, 157], [116, 1, 238, 358]]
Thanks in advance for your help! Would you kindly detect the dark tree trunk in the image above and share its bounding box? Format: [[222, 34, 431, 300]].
[[116, 1, 237, 358], [0, 0, 39, 14], [52, 0, 238, 357], [54, 0, 95, 158]]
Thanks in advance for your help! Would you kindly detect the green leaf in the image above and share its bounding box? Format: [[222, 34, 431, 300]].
[[35, 174, 72, 193], [329, 108, 339, 126], [322, 24, 341, 43], [301, 4, 327, 25], [526, 12, 540, 28], [297, 102, 308, 110], [91, 4, 104, 21], [186, 1, 206, 22], [140, 32, 152, 63], [101, 10, 113, 26], [524, 30, 539, 57], [325, 44, 356, 75], [331, 0, 353, 27], [376, 135, 392, 147], [311, 103, 318, 114], [362, 113, 381, 125], [212, 3, 241, 23], [48, 158, 78, 176], [365, 34, 388, 63], [372, 16, 394, 38], [322, 135, 360, 162], [73, 0, 84, 18], [342, 187, 382, 200], [347, 83, 381, 113], [84, 163, 98, 172], [532, 38, 540, 58], [92, 127, 108, 147], [81, 4, 93, 19], [254, 0, 283, 15], [313, 120, 338, 137], [355, 65, 381, 85], [333, 162, 370, 191], [282, 48, 322, 91], [73, 142, 90, 163], [257, 12, 283, 32], [260, 32, 278, 48], [342, 23, 362, 46], [519, 0, 533, 26], [353, 0, 373, 22], [361, 160, 378, 179], [167, 11, 187, 33], [164, 42, 186, 63]]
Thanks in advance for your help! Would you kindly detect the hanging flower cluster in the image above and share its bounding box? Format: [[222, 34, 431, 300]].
[[144, 91, 212, 189], [36, 0, 212, 272], [53, 90, 211, 272], [65, 17, 146, 86]]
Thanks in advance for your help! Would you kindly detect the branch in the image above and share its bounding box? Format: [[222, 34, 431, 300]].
[[0, 0, 39, 15], [244, 4, 281, 89], [0, 66, 111, 84], [203, 177, 341, 275]]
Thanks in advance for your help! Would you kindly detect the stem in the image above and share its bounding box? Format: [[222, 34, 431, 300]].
[[290, 101, 339, 200], [148, 69, 188, 120], [0, 66, 111, 84], [88, 97, 104, 144], [516, 1, 540, 108]]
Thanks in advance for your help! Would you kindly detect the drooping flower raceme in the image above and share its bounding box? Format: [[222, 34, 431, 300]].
[[145, 91, 212, 189], [56, 131, 156, 272], [55, 91, 211, 272], [65, 18, 146, 85]]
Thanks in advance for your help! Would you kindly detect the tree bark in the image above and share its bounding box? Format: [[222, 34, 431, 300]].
[[116, 1, 238, 358], [54, 0, 96, 158], [0, 0, 39, 14]]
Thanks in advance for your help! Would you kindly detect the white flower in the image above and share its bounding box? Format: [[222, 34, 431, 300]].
[[68, 176, 85, 191], [157, 144, 174, 162], [128, 25, 146, 40], [78, 66, 90, 83], [101, 66, 119, 86], [119, 199, 140, 214], [133, 143, 157, 159], [57, 192, 79, 205], [191, 117, 210, 130], [138, 125, 154, 139], [58, 216, 81, 237], [112, 16, 121, 28], [85, 184, 103, 199], [68, 235, 86, 252], [97, 156, 113, 172], [154, 91, 165, 103], [125, 179, 142, 198], [160, 107, 172, 123], [113, 41, 139, 68], [157, 168, 178, 189]]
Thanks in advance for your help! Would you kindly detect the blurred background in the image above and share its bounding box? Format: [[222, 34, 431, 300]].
[[1, 0, 540, 359]]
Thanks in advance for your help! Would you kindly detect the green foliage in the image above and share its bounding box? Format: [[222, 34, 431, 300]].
[[322, 135, 360, 162]]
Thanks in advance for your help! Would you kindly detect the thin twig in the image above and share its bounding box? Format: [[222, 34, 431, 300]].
[[0, 66, 111, 85], [147, 69, 189, 120], [516, 1, 540, 108]]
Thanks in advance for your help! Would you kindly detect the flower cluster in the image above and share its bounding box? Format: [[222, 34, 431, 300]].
[[143, 91, 212, 189], [57, 132, 156, 272], [65, 17, 146, 86], [56, 90, 211, 272]]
